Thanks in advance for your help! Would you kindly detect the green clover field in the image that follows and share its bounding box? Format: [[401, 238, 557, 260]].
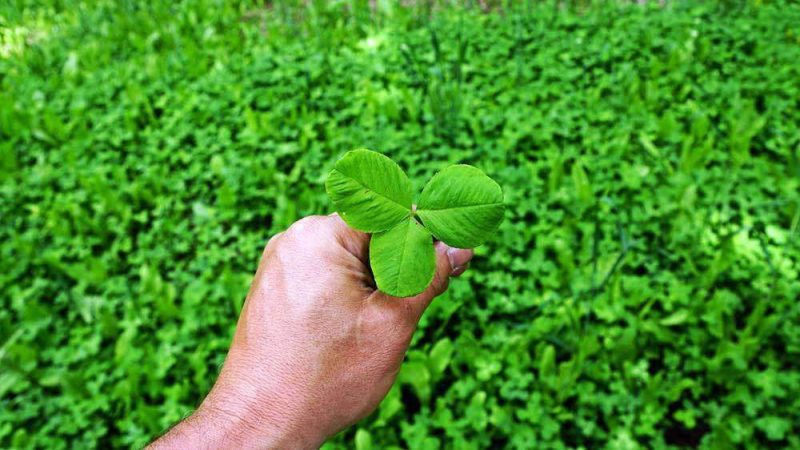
[[1, 1, 799, 448]]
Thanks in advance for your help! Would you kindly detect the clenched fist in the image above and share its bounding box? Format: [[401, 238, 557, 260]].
[[149, 214, 473, 449]]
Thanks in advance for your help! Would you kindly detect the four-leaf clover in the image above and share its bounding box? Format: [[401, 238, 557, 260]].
[[326, 149, 504, 297]]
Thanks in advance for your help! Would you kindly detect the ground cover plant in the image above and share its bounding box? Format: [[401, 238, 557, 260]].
[[2, 0, 800, 448], [327, 149, 504, 297]]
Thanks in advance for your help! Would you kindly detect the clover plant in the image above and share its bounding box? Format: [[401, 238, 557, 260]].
[[326, 149, 504, 297]]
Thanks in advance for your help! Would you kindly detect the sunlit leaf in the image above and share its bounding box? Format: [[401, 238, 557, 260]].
[[417, 165, 504, 248], [369, 218, 435, 297], [326, 149, 412, 233]]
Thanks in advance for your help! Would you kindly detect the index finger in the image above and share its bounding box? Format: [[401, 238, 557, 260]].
[[328, 212, 371, 265]]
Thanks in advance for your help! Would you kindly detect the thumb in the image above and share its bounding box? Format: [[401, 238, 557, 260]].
[[406, 242, 474, 319]]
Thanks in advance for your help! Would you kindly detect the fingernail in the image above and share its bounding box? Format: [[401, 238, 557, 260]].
[[446, 247, 474, 275], [451, 262, 469, 277]]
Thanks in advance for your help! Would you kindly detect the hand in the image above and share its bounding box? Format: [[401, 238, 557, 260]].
[[149, 214, 473, 449]]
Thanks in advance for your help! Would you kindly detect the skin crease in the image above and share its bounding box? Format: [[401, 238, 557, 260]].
[[149, 214, 474, 450]]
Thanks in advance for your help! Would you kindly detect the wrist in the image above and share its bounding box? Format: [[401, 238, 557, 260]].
[[199, 384, 324, 450], [150, 393, 322, 450], [194, 400, 303, 450]]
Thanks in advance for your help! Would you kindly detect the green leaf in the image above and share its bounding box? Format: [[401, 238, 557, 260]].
[[538, 345, 556, 380], [755, 416, 791, 441], [398, 361, 432, 402], [376, 385, 403, 425], [417, 165, 504, 248], [369, 218, 435, 297], [354, 428, 373, 450], [428, 338, 454, 378], [660, 310, 690, 326], [571, 159, 594, 206], [325, 149, 413, 233]]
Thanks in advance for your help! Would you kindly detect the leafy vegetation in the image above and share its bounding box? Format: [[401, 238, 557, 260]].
[[327, 149, 503, 297], [2, 0, 800, 448]]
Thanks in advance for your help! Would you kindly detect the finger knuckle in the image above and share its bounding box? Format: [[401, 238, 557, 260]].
[[263, 232, 284, 254], [267, 232, 283, 246], [287, 215, 329, 235]]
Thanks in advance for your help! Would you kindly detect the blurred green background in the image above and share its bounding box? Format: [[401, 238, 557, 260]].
[[2, 1, 799, 448]]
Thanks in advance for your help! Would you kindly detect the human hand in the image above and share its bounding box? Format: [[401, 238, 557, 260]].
[[149, 214, 473, 449]]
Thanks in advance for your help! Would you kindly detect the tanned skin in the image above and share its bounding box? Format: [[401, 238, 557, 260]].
[[149, 214, 473, 449]]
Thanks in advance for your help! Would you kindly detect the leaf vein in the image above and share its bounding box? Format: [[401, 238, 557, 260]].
[[334, 168, 409, 211], [419, 202, 503, 212], [393, 222, 410, 292]]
